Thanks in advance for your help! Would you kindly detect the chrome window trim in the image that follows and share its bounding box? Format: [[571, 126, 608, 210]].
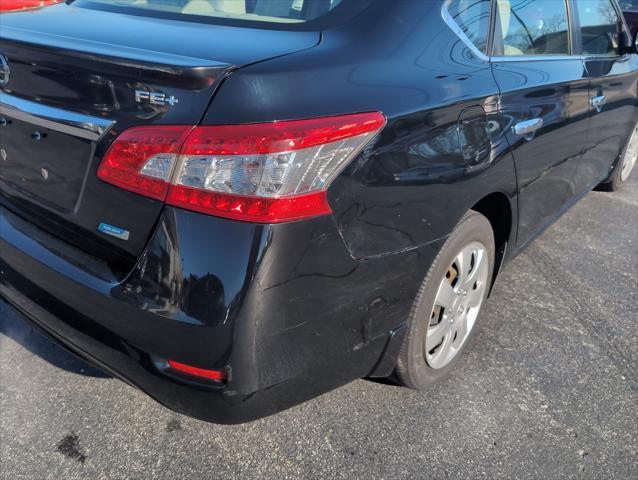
[[491, 53, 630, 62], [490, 54, 586, 62], [0, 93, 114, 141]]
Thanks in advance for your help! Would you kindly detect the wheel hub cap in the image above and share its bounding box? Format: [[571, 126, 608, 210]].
[[424, 241, 489, 370], [621, 123, 638, 182]]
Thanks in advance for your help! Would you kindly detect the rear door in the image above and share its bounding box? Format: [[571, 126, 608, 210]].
[[0, 3, 320, 271], [491, 0, 590, 245], [572, 0, 638, 191]]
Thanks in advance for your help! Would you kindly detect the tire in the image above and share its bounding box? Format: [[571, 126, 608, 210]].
[[395, 210, 495, 390], [596, 122, 638, 192]]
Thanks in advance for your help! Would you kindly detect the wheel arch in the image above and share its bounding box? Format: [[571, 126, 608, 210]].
[[368, 191, 516, 378], [470, 191, 515, 294]]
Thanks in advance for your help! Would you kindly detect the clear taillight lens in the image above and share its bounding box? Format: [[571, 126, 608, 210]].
[[98, 113, 385, 223]]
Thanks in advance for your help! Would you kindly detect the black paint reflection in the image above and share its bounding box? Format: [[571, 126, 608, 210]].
[[117, 209, 257, 326]]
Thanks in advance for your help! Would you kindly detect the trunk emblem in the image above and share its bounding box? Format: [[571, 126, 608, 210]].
[[0, 54, 9, 86], [98, 222, 130, 241], [134, 89, 179, 107]]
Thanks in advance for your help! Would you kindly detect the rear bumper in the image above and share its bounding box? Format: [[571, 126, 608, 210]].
[[0, 205, 439, 423]]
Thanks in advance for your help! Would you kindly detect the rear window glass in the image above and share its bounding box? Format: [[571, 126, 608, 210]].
[[494, 0, 570, 56], [619, 0, 638, 9], [84, 0, 344, 23], [576, 0, 622, 56]]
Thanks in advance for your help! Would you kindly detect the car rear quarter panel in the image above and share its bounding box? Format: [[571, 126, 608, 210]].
[[204, 0, 518, 260]]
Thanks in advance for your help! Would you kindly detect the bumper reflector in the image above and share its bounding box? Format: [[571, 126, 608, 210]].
[[167, 359, 226, 382]]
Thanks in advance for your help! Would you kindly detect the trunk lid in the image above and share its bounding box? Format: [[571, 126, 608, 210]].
[[0, 4, 319, 273]]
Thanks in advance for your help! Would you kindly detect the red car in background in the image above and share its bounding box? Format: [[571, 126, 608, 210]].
[[0, 0, 62, 12], [622, 0, 638, 37]]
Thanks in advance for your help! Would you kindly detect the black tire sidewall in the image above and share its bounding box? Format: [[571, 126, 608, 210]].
[[598, 123, 637, 191], [396, 211, 495, 390], [599, 154, 625, 192]]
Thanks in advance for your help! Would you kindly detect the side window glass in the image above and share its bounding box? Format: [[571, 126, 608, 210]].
[[576, 0, 621, 56], [494, 0, 570, 56], [448, 0, 492, 54]]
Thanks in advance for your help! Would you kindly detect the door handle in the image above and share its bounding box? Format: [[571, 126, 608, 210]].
[[512, 118, 543, 137], [591, 95, 607, 113]]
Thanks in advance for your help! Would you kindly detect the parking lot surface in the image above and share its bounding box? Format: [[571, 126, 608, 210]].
[[1, 174, 636, 480]]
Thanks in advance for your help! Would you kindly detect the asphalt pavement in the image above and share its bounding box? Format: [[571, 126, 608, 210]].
[[1, 173, 636, 480]]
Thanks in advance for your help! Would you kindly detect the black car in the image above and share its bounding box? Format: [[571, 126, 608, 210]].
[[621, 0, 638, 36], [1, 0, 636, 424]]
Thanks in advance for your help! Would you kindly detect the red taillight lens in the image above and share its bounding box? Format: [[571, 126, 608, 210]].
[[167, 187, 331, 223], [179, 112, 386, 155], [166, 360, 226, 382], [98, 113, 385, 222], [97, 125, 192, 200], [0, 0, 62, 12]]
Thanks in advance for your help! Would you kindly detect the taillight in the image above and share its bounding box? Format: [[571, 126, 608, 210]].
[[97, 113, 385, 223], [0, 0, 63, 12], [97, 125, 193, 200]]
